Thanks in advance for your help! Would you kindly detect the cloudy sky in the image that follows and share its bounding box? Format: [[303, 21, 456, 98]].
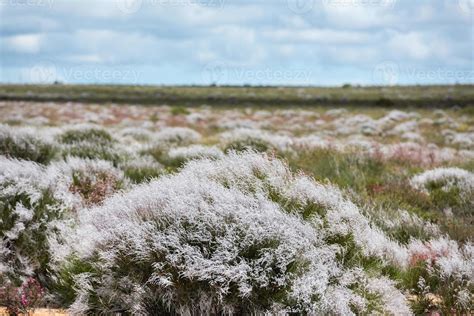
[[0, 0, 472, 85]]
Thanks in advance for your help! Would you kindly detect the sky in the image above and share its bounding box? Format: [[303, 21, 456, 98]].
[[0, 0, 473, 86]]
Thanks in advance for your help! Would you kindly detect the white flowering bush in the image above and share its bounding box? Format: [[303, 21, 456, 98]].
[[0, 157, 69, 286], [47, 157, 127, 207], [141, 127, 203, 166], [119, 127, 155, 142], [406, 238, 473, 313], [0, 125, 57, 164], [154, 127, 202, 146], [0, 155, 127, 292], [0, 104, 473, 314], [57, 125, 113, 146], [57, 125, 125, 163], [120, 155, 164, 183], [221, 128, 293, 153], [166, 145, 223, 167], [368, 209, 441, 244], [55, 152, 411, 315], [410, 168, 474, 215], [411, 168, 474, 198], [450, 132, 474, 149]]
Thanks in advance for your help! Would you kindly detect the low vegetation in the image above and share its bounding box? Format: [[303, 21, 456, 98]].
[[0, 98, 472, 315]]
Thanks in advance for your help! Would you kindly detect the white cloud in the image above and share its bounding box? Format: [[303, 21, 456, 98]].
[[211, 26, 265, 65], [280, 15, 309, 28], [72, 29, 161, 63], [194, 49, 218, 63], [64, 54, 104, 63], [278, 45, 296, 57], [263, 28, 371, 44], [322, 2, 398, 29], [416, 4, 435, 22], [387, 32, 431, 60], [324, 46, 379, 64], [5, 34, 42, 54]]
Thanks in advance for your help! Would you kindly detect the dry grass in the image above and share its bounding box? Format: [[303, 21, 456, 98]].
[[0, 308, 68, 316]]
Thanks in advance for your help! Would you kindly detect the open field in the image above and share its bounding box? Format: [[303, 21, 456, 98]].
[[1, 84, 474, 108], [0, 86, 473, 315]]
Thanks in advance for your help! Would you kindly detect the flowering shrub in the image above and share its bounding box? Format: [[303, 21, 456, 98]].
[[154, 127, 201, 146], [0, 156, 124, 291], [450, 132, 474, 149], [410, 168, 474, 200], [47, 157, 127, 206], [221, 128, 293, 153], [410, 168, 474, 215], [60, 141, 124, 163], [166, 145, 223, 167], [140, 127, 203, 167], [58, 125, 114, 146], [55, 152, 411, 315], [120, 155, 164, 183], [119, 127, 155, 142], [57, 125, 123, 163], [405, 238, 473, 314], [0, 157, 67, 285], [0, 105, 472, 314], [0, 277, 45, 315], [0, 125, 57, 164]]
